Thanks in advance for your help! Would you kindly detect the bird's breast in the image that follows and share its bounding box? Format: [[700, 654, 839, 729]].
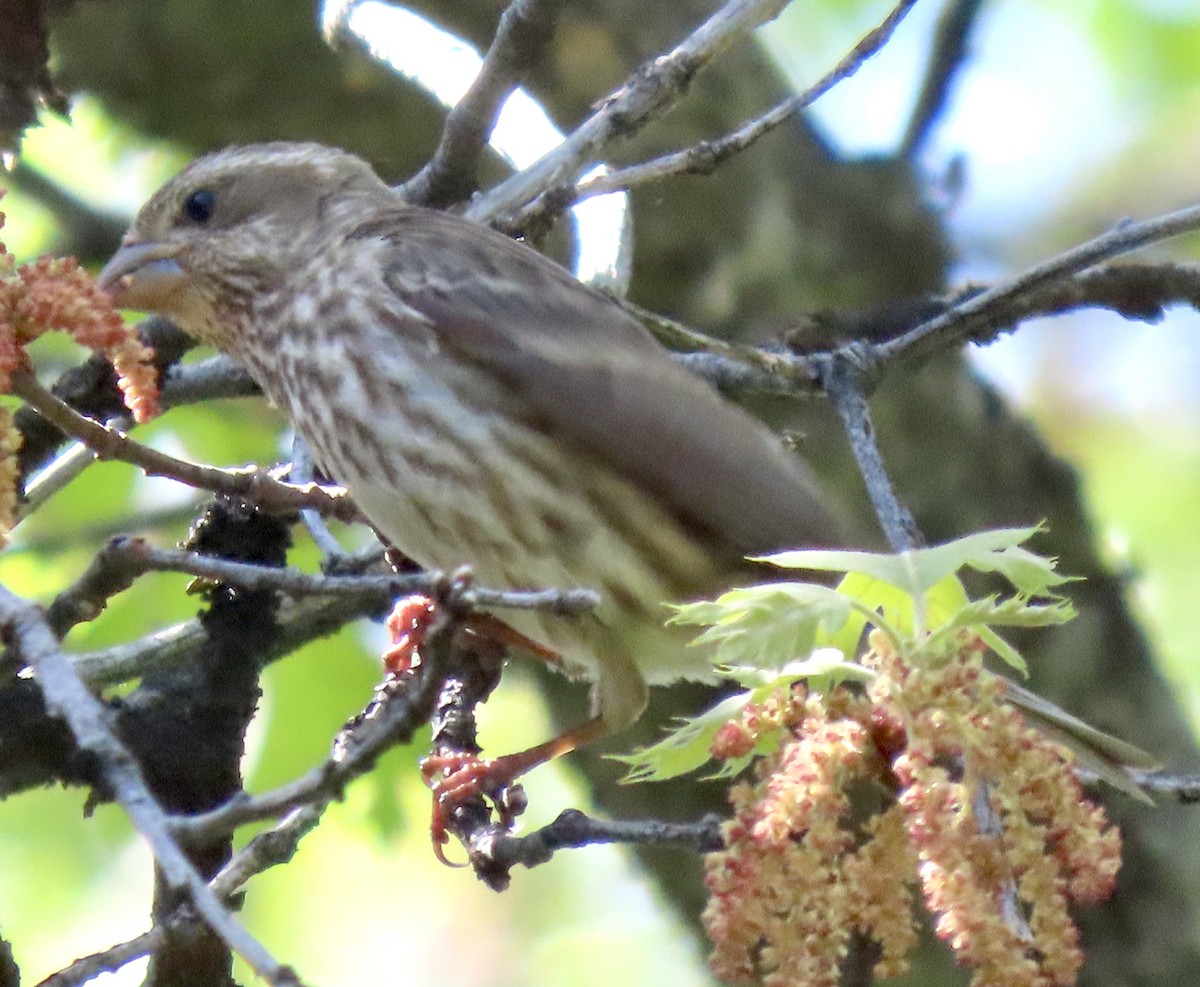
[[241, 322, 726, 684]]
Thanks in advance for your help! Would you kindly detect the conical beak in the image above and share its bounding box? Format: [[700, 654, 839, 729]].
[[98, 239, 187, 311]]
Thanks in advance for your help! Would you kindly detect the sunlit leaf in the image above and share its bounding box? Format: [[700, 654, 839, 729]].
[[671, 582, 852, 670], [978, 626, 1028, 675], [760, 527, 1047, 596], [718, 647, 870, 690], [963, 544, 1075, 596], [615, 651, 872, 783], [612, 692, 758, 783]]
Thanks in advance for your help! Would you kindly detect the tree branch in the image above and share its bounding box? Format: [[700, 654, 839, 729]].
[[469, 0, 800, 222], [12, 369, 356, 521], [818, 347, 921, 552], [876, 203, 1200, 366], [575, 0, 919, 200], [399, 0, 567, 206], [0, 586, 301, 986], [899, 0, 985, 158], [482, 809, 724, 874]]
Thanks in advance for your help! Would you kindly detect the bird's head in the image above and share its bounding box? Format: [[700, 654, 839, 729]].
[[99, 142, 390, 347]]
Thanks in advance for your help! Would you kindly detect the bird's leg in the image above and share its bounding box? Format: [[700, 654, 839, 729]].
[[380, 594, 604, 860], [422, 715, 607, 857], [382, 596, 563, 675], [382, 596, 567, 677], [456, 611, 568, 668]]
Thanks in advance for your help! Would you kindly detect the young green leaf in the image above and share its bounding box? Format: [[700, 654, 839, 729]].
[[613, 653, 871, 782], [759, 526, 1046, 596], [670, 582, 852, 671]]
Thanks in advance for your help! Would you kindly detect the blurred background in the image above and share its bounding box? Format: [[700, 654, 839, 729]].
[[1, 0, 1199, 984]]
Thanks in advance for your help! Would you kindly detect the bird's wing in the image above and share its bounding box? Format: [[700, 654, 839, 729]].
[[356, 207, 841, 560]]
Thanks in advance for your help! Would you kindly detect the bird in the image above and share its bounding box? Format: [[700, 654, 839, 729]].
[[99, 142, 840, 799]]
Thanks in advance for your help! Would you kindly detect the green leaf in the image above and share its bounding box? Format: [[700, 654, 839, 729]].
[[758, 528, 1073, 658], [1003, 679, 1159, 802], [962, 544, 1076, 596], [640, 527, 1089, 781], [719, 648, 871, 690], [835, 571, 917, 637], [918, 595, 1075, 673], [670, 582, 851, 671], [614, 653, 873, 783], [759, 526, 1047, 596], [977, 626, 1028, 675], [611, 692, 758, 783]]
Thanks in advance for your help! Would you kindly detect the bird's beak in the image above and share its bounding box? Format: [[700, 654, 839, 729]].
[[98, 239, 187, 311]]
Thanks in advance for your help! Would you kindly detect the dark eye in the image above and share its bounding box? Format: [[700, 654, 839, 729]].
[[183, 189, 217, 224]]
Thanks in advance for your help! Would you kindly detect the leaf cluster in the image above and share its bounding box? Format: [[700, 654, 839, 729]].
[[619, 526, 1077, 781]]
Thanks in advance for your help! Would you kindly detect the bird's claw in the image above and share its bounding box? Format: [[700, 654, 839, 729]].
[[421, 751, 527, 865]]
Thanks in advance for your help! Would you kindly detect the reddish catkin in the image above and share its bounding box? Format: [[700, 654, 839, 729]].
[[0, 196, 159, 542], [704, 633, 1120, 987]]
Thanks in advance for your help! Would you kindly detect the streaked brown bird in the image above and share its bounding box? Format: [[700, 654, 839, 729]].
[[99, 142, 838, 783]]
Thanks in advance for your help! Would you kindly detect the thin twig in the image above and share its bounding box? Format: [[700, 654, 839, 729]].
[[400, 0, 567, 206], [95, 540, 599, 612], [469, 0, 799, 222], [289, 435, 345, 560], [63, 552, 381, 694], [173, 595, 455, 841], [38, 804, 326, 987], [900, 0, 985, 158], [47, 538, 147, 637], [819, 348, 921, 552], [18, 354, 255, 521], [36, 931, 158, 987], [931, 261, 1200, 345], [0, 586, 301, 986], [575, 0, 919, 200], [11, 369, 356, 521], [483, 809, 725, 873], [209, 803, 325, 899], [971, 780, 1034, 945], [1125, 770, 1200, 803], [43, 539, 595, 676], [18, 436, 99, 516], [876, 202, 1200, 366]]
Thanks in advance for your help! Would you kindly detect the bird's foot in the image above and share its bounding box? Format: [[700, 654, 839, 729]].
[[381, 596, 564, 677], [421, 717, 606, 864], [381, 594, 438, 675], [421, 750, 531, 865]]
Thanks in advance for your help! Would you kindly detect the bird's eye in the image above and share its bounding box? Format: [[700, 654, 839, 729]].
[[183, 189, 217, 224]]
